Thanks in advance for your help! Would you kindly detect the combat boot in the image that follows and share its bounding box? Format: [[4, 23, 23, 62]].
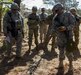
[[28, 46, 31, 52], [68, 60, 73, 71], [58, 60, 64, 69], [16, 50, 22, 59], [51, 47, 57, 56]]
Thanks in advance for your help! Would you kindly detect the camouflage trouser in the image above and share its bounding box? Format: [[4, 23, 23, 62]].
[[58, 46, 73, 62], [6, 31, 23, 57], [73, 26, 79, 46], [57, 33, 73, 62], [40, 24, 48, 43], [44, 26, 56, 50], [28, 26, 38, 47]]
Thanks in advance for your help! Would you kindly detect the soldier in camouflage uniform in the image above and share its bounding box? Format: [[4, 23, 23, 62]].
[[27, 6, 40, 51], [39, 8, 48, 43], [53, 4, 75, 70], [3, 2, 24, 58], [70, 8, 80, 48], [43, 7, 57, 55]]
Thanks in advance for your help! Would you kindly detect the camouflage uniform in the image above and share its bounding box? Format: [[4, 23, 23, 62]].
[[39, 8, 48, 43], [27, 7, 39, 51], [3, 3, 24, 57], [53, 4, 75, 69], [70, 8, 80, 47]]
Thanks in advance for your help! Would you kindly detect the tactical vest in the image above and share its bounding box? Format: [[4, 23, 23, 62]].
[[7, 11, 21, 37], [28, 13, 39, 26]]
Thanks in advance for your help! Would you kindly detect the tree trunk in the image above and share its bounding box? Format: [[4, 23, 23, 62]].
[[0, 5, 2, 32]]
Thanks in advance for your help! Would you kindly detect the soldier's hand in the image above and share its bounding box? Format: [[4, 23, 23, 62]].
[[58, 26, 66, 32]]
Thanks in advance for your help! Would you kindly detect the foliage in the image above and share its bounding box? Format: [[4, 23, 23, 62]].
[[0, 0, 13, 32], [43, 0, 79, 9], [0, 0, 12, 15]]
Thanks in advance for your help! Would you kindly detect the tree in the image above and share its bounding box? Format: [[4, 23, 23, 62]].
[[0, 0, 12, 32], [0, 0, 3, 32], [43, 0, 79, 9]]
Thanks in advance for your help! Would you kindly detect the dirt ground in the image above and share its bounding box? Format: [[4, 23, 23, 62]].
[[0, 27, 81, 75]]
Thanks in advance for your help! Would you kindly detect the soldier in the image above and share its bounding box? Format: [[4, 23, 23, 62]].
[[53, 4, 75, 70], [3, 2, 24, 58], [43, 7, 57, 55], [39, 8, 48, 43], [27, 6, 40, 51], [70, 8, 80, 48]]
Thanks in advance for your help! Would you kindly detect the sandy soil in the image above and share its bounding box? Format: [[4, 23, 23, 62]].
[[0, 28, 81, 75]]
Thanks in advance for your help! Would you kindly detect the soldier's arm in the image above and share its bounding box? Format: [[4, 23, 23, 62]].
[[52, 14, 60, 32], [3, 13, 10, 36], [38, 15, 40, 24], [35, 15, 40, 25], [79, 16, 81, 23], [21, 16, 24, 29], [27, 14, 31, 25], [39, 14, 42, 24], [77, 15, 81, 24], [46, 16, 50, 24], [22, 18, 24, 38], [67, 13, 76, 30]]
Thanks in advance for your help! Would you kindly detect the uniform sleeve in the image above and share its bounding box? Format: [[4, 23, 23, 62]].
[[21, 17, 24, 30], [46, 16, 50, 24], [27, 14, 31, 25], [19, 12, 24, 29], [67, 13, 76, 30], [37, 15, 40, 25], [52, 14, 59, 32], [28, 14, 30, 20], [39, 14, 41, 21], [75, 15, 80, 26], [46, 13, 48, 18], [3, 13, 10, 35]]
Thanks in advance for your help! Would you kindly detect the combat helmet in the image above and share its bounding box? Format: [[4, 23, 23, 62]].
[[11, 2, 19, 10], [53, 3, 64, 11], [32, 6, 37, 11], [70, 7, 76, 12]]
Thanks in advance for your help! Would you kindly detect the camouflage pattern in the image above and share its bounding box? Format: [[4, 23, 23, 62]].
[[73, 15, 80, 47], [53, 11, 75, 62], [74, 15, 80, 47], [39, 11, 48, 43], [70, 8, 80, 47], [27, 13, 40, 50], [3, 3, 24, 57]]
